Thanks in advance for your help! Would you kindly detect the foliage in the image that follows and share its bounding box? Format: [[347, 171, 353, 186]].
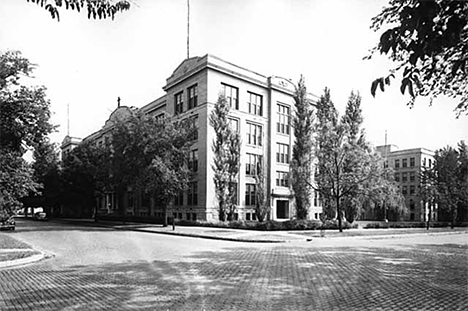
[[61, 140, 111, 217], [173, 219, 357, 231], [430, 143, 468, 228], [0, 151, 39, 216], [315, 89, 398, 231], [0, 51, 54, 216], [290, 76, 315, 219], [111, 111, 196, 226], [367, 0, 468, 115], [26, 0, 131, 21], [209, 95, 241, 221], [254, 157, 269, 222]]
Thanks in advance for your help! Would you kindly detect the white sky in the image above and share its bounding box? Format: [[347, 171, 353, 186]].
[[1, 0, 467, 152]]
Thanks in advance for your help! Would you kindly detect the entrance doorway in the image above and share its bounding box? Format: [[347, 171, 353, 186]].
[[276, 200, 289, 219]]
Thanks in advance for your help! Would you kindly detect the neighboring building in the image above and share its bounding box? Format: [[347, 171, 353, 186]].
[[376, 144, 438, 221], [64, 54, 323, 221], [60, 136, 82, 160]]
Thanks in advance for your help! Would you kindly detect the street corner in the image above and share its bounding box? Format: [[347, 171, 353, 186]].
[[0, 250, 53, 270]]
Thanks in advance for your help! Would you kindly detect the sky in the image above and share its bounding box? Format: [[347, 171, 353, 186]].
[[1, 0, 467, 152]]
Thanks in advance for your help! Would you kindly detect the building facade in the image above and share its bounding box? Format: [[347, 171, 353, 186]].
[[64, 54, 323, 221], [376, 144, 437, 221]]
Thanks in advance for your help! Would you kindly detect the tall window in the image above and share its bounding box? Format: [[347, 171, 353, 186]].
[[187, 182, 198, 205], [276, 171, 289, 187], [402, 172, 408, 182], [188, 85, 198, 109], [402, 186, 407, 195], [277, 143, 290, 164], [248, 92, 262, 116], [394, 173, 400, 182], [277, 104, 290, 134], [174, 191, 184, 206], [410, 185, 415, 195], [245, 183, 256, 206], [174, 92, 183, 114], [314, 190, 319, 206], [246, 153, 262, 176], [410, 157, 415, 167], [410, 171, 415, 182], [188, 150, 198, 172], [127, 191, 134, 208], [402, 158, 408, 168], [229, 118, 239, 132], [246, 123, 262, 146], [395, 159, 400, 168], [221, 83, 239, 110]]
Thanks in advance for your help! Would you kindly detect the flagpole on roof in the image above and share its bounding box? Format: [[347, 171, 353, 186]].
[[187, 0, 190, 59]]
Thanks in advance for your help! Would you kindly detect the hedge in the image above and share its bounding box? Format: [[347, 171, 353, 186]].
[[363, 221, 468, 229]]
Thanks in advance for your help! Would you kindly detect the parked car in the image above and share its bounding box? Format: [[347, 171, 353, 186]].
[[0, 215, 15, 231], [33, 211, 47, 221]]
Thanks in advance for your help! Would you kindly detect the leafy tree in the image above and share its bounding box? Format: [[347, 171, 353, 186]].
[[111, 111, 196, 226], [315, 90, 390, 232], [209, 95, 241, 221], [290, 76, 315, 220], [61, 140, 111, 217], [254, 157, 269, 222], [457, 141, 468, 222], [26, 0, 131, 21], [367, 0, 468, 115], [0, 51, 55, 216], [431, 144, 467, 228]]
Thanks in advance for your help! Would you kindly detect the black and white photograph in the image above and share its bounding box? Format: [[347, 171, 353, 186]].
[[0, 0, 467, 310]]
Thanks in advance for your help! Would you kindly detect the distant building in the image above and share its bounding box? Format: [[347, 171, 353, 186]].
[[63, 54, 323, 221], [376, 144, 438, 221], [60, 135, 82, 160]]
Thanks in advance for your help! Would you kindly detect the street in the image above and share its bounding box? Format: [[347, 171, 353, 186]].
[[0, 219, 467, 311]]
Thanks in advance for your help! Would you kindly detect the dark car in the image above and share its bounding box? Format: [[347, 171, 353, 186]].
[[33, 211, 47, 221], [0, 216, 15, 231]]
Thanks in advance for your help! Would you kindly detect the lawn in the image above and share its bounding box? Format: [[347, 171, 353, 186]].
[[0, 233, 31, 249]]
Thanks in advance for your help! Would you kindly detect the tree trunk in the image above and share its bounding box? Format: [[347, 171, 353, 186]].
[[337, 196, 343, 233], [163, 198, 168, 227], [426, 201, 431, 230]]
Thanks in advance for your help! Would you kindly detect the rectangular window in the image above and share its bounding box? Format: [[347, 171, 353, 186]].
[[402, 172, 408, 182], [410, 185, 415, 195], [410, 199, 415, 210], [192, 213, 197, 221], [314, 190, 319, 206], [174, 191, 184, 206], [221, 83, 239, 110], [246, 213, 251, 221], [187, 182, 198, 205], [402, 186, 407, 195], [402, 158, 408, 168], [228, 118, 239, 132], [246, 153, 262, 176], [395, 159, 400, 168], [410, 172, 415, 182], [192, 115, 199, 140], [277, 104, 290, 135], [245, 183, 256, 206], [410, 157, 415, 167], [276, 143, 290, 164], [127, 191, 134, 208], [276, 171, 289, 187], [428, 159, 432, 167], [188, 149, 198, 172], [394, 173, 400, 182], [174, 92, 184, 114], [248, 92, 263, 116], [188, 85, 198, 109], [186, 213, 191, 220], [246, 123, 262, 146]]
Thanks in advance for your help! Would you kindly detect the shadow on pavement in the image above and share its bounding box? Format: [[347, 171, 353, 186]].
[[1, 243, 467, 310]]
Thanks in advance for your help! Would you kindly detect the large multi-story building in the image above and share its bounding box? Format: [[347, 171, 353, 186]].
[[63, 54, 323, 221], [376, 144, 437, 221]]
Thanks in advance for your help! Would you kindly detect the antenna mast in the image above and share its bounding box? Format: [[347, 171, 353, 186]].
[[187, 0, 190, 59]]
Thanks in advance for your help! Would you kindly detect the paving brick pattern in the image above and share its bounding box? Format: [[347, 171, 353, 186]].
[[0, 243, 467, 310]]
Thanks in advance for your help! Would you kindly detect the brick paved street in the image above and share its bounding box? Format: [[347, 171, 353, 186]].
[[0, 220, 467, 310]]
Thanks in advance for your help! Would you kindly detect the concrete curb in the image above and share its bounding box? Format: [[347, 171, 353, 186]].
[[0, 251, 47, 269], [117, 226, 286, 243]]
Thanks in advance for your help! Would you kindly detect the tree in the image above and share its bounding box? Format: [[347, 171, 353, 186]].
[[209, 95, 241, 221], [431, 144, 467, 228], [61, 140, 111, 217], [254, 157, 269, 222], [367, 0, 468, 115], [315, 90, 388, 232], [290, 76, 315, 220], [26, 0, 131, 21], [0, 51, 55, 216], [111, 111, 196, 226]]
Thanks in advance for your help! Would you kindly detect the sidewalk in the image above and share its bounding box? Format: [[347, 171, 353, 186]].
[[58, 218, 468, 243]]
